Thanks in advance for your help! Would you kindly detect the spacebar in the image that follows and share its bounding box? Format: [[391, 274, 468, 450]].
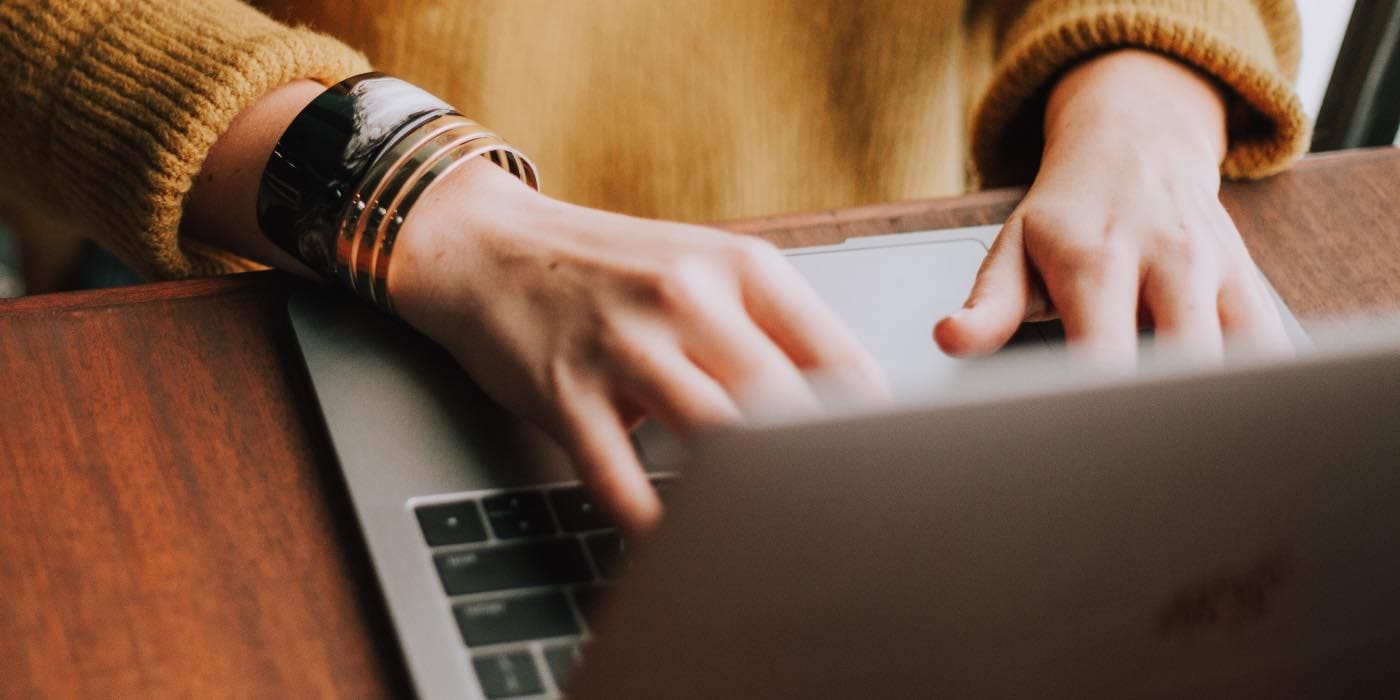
[[434, 538, 592, 596]]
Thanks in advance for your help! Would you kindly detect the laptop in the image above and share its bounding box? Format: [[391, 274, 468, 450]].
[[569, 326, 1400, 698], [287, 224, 1339, 699]]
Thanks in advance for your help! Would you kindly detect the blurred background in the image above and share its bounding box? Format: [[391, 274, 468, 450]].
[[1299, 0, 1361, 120], [0, 0, 1392, 299]]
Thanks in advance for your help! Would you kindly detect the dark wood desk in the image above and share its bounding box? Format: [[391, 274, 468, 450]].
[[2, 148, 1398, 697]]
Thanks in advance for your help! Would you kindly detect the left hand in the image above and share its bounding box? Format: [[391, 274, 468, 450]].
[[935, 49, 1291, 368]]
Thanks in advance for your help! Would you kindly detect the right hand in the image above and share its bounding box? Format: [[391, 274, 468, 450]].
[[389, 159, 888, 534]]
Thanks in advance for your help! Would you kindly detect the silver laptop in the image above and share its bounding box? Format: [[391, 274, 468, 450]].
[[287, 224, 1344, 699], [569, 327, 1400, 698]]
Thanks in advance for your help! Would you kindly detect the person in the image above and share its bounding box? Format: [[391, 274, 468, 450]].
[[0, 0, 1308, 532]]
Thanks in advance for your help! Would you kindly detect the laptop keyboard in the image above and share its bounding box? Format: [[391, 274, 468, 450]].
[[413, 475, 676, 698]]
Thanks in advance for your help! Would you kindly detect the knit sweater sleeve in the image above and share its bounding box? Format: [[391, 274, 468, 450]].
[[969, 0, 1308, 187], [0, 0, 369, 279]]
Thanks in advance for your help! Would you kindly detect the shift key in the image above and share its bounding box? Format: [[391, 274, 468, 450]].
[[435, 539, 591, 596]]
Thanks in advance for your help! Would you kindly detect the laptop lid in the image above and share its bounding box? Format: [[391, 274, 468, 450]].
[[571, 337, 1400, 698]]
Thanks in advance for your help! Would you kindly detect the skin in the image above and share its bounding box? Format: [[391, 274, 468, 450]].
[[185, 48, 1287, 534], [386, 165, 889, 533], [935, 49, 1290, 367]]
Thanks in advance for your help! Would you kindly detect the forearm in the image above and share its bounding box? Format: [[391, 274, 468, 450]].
[[183, 80, 326, 277], [972, 0, 1306, 187], [939, 50, 1288, 363], [0, 0, 366, 280], [1043, 50, 1228, 181]]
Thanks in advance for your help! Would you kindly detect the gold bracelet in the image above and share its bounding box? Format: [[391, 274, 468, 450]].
[[357, 131, 496, 302], [345, 122, 496, 297], [328, 116, 539, 309], [338, 114, 493, 295], [368, 135, 532, 309], [259, 72, 542, 305]]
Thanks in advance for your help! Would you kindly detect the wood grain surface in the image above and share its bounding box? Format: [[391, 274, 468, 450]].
[[0, 275, 413, 697], [1, 148, 1397, 697]]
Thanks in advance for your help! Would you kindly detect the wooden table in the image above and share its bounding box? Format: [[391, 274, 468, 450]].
[[2, 148, 1397, 697]]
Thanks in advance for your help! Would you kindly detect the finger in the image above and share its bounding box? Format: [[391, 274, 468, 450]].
[[935, 218, 1033, 357], [1219, 268, 1293, 358], [740, 258, 890, 400], [1141, 265, 1224, 365], [556, 390, 663, 535], [617, 346, 743, 435], [682, 307, 822, 419], [1042, 244, 1141, 370]]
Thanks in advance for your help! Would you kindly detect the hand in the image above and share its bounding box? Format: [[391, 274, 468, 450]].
[[936, 50, 1291, 367], [390, 160, 887, 534]]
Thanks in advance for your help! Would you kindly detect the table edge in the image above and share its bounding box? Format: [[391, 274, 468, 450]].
[[4, 147, 1393, 316]]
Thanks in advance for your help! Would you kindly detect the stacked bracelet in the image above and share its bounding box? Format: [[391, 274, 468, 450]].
[[257, 73, 539, 311]]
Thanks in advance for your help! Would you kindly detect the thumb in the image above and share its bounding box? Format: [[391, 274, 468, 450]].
[[934, 218, 1032, 357]]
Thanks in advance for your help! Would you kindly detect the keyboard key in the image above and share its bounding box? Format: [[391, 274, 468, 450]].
[[483, 491, 548, 515], [547, 487, 611, 532], [487, 511, 556, 539], [543, 644, 582, 688], [435, 539, 591, 596], [1037, 320, 1066, 343], [415, 501, 487, 547], [454, 591, 580, 647], [483, 491, 557, 539], [1005, 322, 1047, 349], [585, 532, 629, 580], [472, 652, 545, 698]]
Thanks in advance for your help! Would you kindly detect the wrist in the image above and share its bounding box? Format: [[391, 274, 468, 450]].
[[388, 157, 553, 338], [184, 79, 325, 273], [1044, 50, 1227, 168], [251, 73, 539, 312]]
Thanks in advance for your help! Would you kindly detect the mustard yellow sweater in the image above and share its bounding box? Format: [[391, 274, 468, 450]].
[[0, 0, 1306, 280]]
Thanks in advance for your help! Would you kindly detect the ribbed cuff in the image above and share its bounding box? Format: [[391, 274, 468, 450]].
[[972, 0, 1309, 187], [46, 0, 370, 279]]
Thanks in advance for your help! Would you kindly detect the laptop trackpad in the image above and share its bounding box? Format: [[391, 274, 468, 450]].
[[636, 236, 1004, 466], [785, 237, 993, 396]]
